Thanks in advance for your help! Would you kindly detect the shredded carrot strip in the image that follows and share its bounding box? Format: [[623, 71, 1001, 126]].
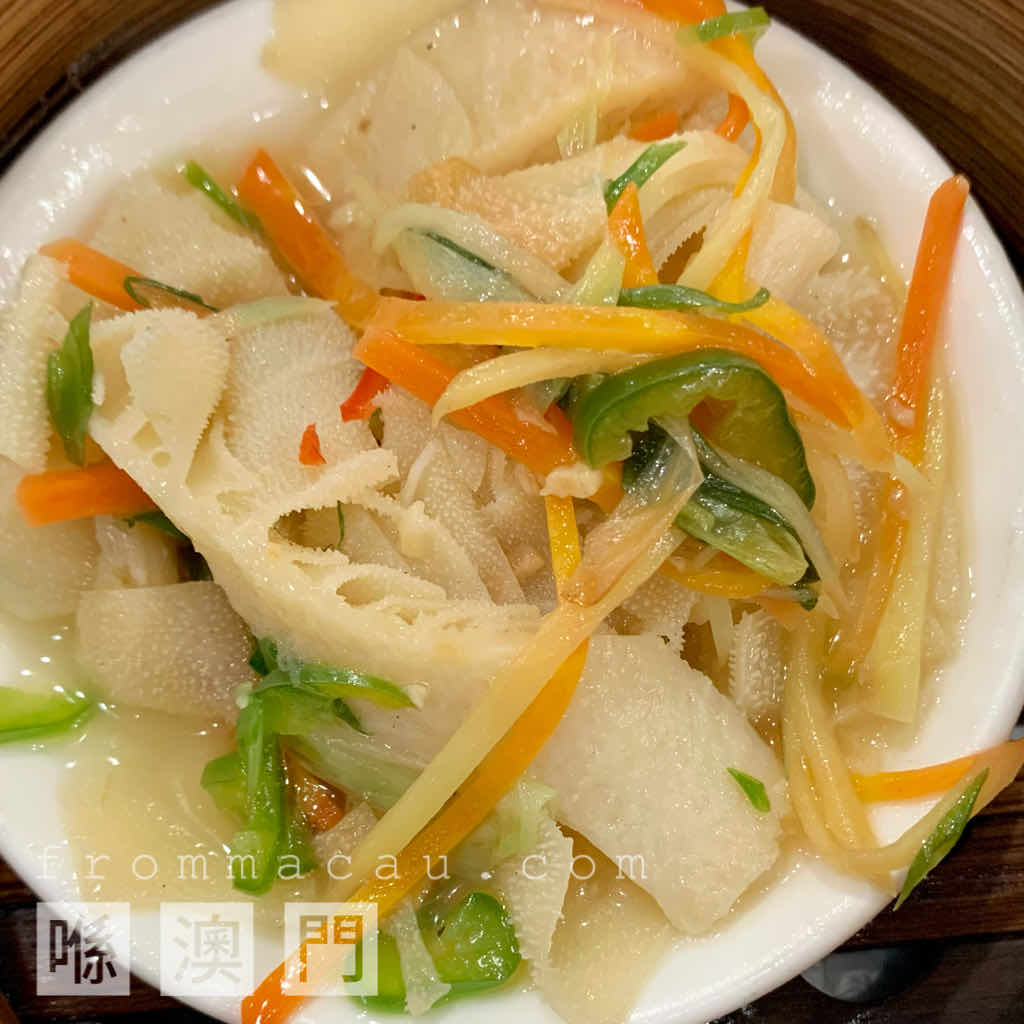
[[242, 496, 587, 1024], [630, 109, 680, 142], [339, 367, 390, 422], [237, 149, 378, 328], [835, 177, 969, 671], [854, 738, 1024, 804], [889, 175, 970, 464], [298, 423, 326, 466], [716, 93, 749, 141], [16, 462, 154, 527], [608, 182, 658, 287], [366, 297, 861, 430], [40, 240, 143, 312]]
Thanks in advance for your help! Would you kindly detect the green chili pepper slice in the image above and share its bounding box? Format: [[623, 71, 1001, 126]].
[[361, 890, 521, 1012], [573, 348, 815, 507]]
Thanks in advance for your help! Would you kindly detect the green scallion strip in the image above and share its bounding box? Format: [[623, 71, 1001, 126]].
[[895, 769, 988, 909], [603, 141, 686, 213], [336, 502, 346, 548], [46, 303, 94, 467], [728, 767, 771, 812], [183, 160, 264, 233], [678, 7, 771, 47], [421, 231, 498, 272], [125, 509, 189, 542], [0, 686, 93, 744], [123, 277, 218, 314], [619, 284, 770, 314]]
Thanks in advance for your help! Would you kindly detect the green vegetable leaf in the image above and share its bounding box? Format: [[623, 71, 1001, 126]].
[[619, 284, 770, 314], [182, 160, 263, 233], [728, 767, 771, 813], [0, 685, 93, 743], [604, 140, 686, 212], [200, 750, 246, 818], [895, 769, 988, 910], [123, 276, 218, 314], [46, 303, 94, 466], [336, 501, 346, 548], [678, 7, 771, 47], [124, 509, 189, 541], [249, 636, 279, 676]]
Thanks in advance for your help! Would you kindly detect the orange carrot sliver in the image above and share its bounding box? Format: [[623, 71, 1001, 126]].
[[608, 182, 658, 288], [853, 754, 977, 803], [298, 423, 326, 466], [16, 462, 154, 527], [660, 555, 768, 598], [237, 149, 378, 329], [716, 92, 750, 141], [630, 109, 680, 142], [340, 367, 390, 422], [40, 239, 142, 312], [889, 175, 970, 464]]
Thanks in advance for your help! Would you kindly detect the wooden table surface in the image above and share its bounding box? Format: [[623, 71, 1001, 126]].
[[1, 0, 1023, 1021]]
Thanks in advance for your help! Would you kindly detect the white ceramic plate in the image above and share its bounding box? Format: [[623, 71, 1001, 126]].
[[1, 2, 1023, 1022]]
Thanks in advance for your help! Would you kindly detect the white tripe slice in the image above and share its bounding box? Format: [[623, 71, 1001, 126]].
[[386, 899, 451, 1016], [0, 458, 97, 619], [532, 633, 787, 934], [620, 571, 698, 655], [87, 306, 538, 710], [746, 200, 841, 303], [314, 801, 378, 870], [536, 837, 676, 1024], [493, 813, 573, 970], [224, 314, 378, 498], [645, 185, 729, 272], [92, 515, 180, 589], [728, 609, 783, 723], [404, 137, 646, 272], [0, 254, 68, 470], [794, 264, 899, 403], [305, 0, 698, 202], [89, 175, 290, 309], [76, 581, 253, 720], [382, 390, 524, 603]]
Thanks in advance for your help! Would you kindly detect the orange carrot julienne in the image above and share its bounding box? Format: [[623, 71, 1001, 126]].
[[40, 239, 143, 312], [298, 423, 326, 466], [630, 109, 680, 142], [888, 175, 969, 464], [340, 367, 390, 422], [355, 329, 576, 478], [237, 149, 379, 329], [16, 462, 154, 527], [608, 182, 658, 288], [716, 92, 750, 141]]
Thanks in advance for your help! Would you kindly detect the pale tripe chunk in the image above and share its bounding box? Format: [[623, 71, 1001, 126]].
[[86, 306, 539, 706], [533, 633, 788, 934], [728, 609, 784, 724], [746, 200, 841, 303], [536, 836, 676, 1024], [0, 254, 68, 470], [92, 515, 180, 589], [90, 176, 290, 309], [306, 0, 697, 200], [76, 581, 254, 721], [493, 813, 573, 971], [0, 458, 97, 619]]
